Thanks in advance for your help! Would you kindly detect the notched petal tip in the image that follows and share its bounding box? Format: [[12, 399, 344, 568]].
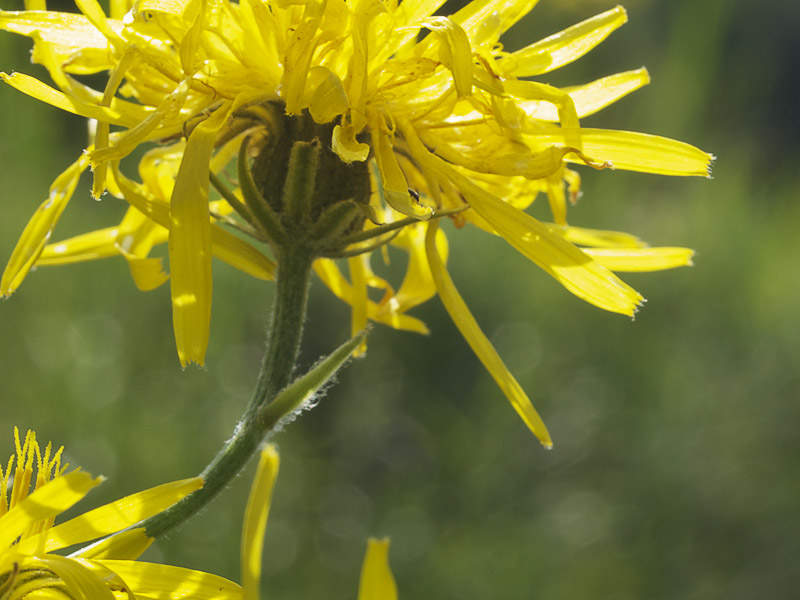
[[705, 154, 717, 179]]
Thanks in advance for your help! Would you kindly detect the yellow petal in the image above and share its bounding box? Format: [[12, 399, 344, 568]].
[[347, 0, 387, 131], [348, 255, 369, 356], [1, 154, 90, 297], [16, 477, 203, 554], [451, 0, 539, 46], [419, 128, 570, 180], [401, 120, 644, 315], [386, 221, 447, 313], [75, 0, 122, 47], [281, 0, 327, 115], [210, 228, 276, 281], [0, 471, 101, 550], [0, 9, 111, 51], [89, 79, 190, 166], [583, 247, 695, 272], [27, 554, 114, 600], [420, 17, 473, 97], [520, 68, 650, 121], [169, 103, 233, 367], [114, 165, 275, 283], [332, 122, 370, 163], [557, 225, 647, 249], [372, 126, 432, 220], [533, 128, 714, 177], [356, 538, 397, 600], [0, 72, 136, 126], [120, 250, 170, 292], [97, 560, 241, 600], [467, 188, 644, 315], [71, 528, 154, 560], [504, 79, 580, 130], [306, 66, 349, 123], [313, 259, 430, 334], [499, 5, 627, 76], [425, 221, 552, 447], [241, 446, 279, 600], [38, 227, 120, 266]]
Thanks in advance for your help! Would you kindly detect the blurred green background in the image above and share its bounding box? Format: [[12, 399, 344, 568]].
[[1, 0, 798, 598]]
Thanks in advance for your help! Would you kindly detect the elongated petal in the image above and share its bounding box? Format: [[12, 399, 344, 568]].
[[0, 72, 136, 126], [71, 528, 154, 560], [425, 222, 552, 447], [467, 186, 644, 315], [0, 10, 115, 55], [584, 247, 695, 271], [210, 229, 276, 281], [96, 560, 241, 600], [557, 225, 647, 249], [532, 128, 714, 177], [1, 155, 90, 297], [38, 227, 120, 265], [0, 471, 101, 549], [16, 478, 202, 554], [356, 539, 397, 600], [499, 5, 627, 76], [241, 447, 279, 600], [348, 256, 369, 356], [169, 104, 233, 367], [520, 68, 650, 121], [451, 0, 539, 46]]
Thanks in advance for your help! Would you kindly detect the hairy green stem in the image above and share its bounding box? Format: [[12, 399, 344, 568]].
[[140, 243, 313, 539]]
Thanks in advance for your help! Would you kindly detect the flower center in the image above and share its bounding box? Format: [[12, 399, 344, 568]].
[[234, 103, 372, 257]]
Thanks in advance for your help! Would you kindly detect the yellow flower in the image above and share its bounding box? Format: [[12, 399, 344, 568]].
[[0, 0, 713, 445], [0, 427, 241, 600], [242, 445, 397, 600]]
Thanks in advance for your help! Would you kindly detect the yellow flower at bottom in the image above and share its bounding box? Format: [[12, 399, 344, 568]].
[[242, 446, 397, 600], [0, 428, 241, 600]]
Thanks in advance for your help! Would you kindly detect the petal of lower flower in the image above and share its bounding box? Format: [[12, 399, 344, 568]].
[[16, 478, 203, 555], [0, 471, 101, 550], [96, 560, 242, 600]]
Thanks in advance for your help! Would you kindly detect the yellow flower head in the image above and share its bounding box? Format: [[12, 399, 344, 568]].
[[0, 427, 240, 600], [1, 0, 713, 445]]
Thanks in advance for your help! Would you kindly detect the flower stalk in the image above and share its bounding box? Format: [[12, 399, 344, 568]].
[[139, 241, 313, 539]]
